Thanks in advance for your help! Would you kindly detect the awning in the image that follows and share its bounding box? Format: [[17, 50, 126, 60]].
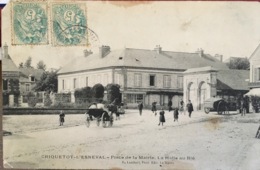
[[244, 88, 260, 96]]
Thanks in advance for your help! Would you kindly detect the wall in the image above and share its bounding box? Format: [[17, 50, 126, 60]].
[[250, 58, 260, 83], [126, 68, 182, 89], [183, 72, 217, 111], [58, 69, 113, 92], [3, 108, 86, 115]]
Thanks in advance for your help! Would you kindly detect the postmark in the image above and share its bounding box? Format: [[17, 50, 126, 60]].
[[51, 2, 88, 46], [11, 1, 48, 45]]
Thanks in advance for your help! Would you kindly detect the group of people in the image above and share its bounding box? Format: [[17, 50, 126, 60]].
[[138, 99, 194, 126]]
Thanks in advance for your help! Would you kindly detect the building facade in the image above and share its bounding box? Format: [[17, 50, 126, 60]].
[[58, 45, 228, 108], [183, 67, 249, 111], [2, 44, 45, 107], [2, 44, 20, 106], [248, 43, 260, 93]]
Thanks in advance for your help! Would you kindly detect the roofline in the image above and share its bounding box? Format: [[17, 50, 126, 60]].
[[249, 43, 260, 60], [183, 70, 218, 75], [57, 66, 186, 75]]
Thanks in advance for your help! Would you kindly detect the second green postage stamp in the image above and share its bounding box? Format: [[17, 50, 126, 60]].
[[12, 1, 48, 45], [51, 2, 88, 46]]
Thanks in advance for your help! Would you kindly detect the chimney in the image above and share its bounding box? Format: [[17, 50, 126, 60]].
[[214, 54, 223, 62], [196, 48, 204, 57], [84, 49, 93, 57], [154, 45, 162, 54], [3, 43, 8, 58], [99, 45, 110, 58]]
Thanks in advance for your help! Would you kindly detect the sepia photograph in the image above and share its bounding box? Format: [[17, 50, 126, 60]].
[[1, 0, 260, 169]]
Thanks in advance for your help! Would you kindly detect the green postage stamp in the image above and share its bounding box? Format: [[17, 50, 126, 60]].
[[11, 1, 48, 45], [51, 3, 88, 46]]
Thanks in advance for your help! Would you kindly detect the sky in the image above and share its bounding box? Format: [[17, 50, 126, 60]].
[[1, 1, 260, 69]]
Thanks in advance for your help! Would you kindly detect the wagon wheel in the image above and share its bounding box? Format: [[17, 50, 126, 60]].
[[109, 113, 114, 127], [204, 107, 210, 114], [96, 118, 100, 126], [85, 117, 90, 128], [101, 112, 107, 128], [224, 106, 229, 114], [217, 101, 225, 115]]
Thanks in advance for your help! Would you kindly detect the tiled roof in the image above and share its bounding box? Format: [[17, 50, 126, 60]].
[[58, 48, 228, 74], [19, 68, 44, 80], [2, 56, 19, 72], [216, 69, 249, 91]]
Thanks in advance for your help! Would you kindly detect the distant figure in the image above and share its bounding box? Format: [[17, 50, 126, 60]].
[[179, 99, 185, 114], [59, 110, 65, 126], [138, 102, 143, 116], [174, 108, 179, 122], [158, 108, 165, 126], [241, 98, 247, 116], [186, 100, 194, 118], [168, 100, 173, 112], [152, 101, 157, 116]]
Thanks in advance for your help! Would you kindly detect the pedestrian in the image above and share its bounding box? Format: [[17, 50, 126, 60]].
[[241, 98, 247, 116], [138, 102, 143, 116], [158, 108, 165, 126], [168, 100, 172, 112], [59, 110, 65, 126], [152, 101, 157, 116], [186, 100, 194, 118], [174, 107, 179, 122], [179, 99, 185, 114]]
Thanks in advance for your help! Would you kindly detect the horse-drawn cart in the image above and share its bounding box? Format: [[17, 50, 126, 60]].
[[204, 97, 229, 115], [85, 104, 113, 128]]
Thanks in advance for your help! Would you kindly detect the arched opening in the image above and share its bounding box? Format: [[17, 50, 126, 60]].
[[198, 82, 207, 110], [187, 82, 196, 104]]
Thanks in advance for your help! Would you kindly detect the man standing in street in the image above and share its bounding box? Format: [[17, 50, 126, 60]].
[[168, 100, 172, 112], [186, 100, 194, 118], [138, 102, 143, 116], [59, 110, 65, 126]]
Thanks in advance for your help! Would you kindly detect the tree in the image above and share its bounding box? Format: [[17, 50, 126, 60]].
[[24, 57, 33, 68], [92, 84, 104, 100], [34, 70, 58, 92], [37, 60, 46, 70], [74, 86, 93, 103], [26, 92, 37, 107], [44, 93, 52, 107], [226, 57, 250, 70], [106, 84, 121, 104], [19, 62, 23, 68]]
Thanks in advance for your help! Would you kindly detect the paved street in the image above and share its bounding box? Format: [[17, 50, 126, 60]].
[[3, 110, 260, 169]]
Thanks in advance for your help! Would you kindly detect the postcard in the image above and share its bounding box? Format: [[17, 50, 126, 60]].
[[1, 0, 260, 169]]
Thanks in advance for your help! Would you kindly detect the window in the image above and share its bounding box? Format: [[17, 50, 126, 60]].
[[177, 76, 183, 89], [134, 74, 142, 87], [96, 75, 101, 83], [149, 75, 155, 86], [73, 78, 77, 89], [3, 79, 8, 90], [163, 75, 171, 88], [62, 80, 65, 90], [115, 73, 122, 86], [30, 76, 35, 82], [127, 94, 143, 103], [22, 95, 28, 103], [26, 84, 30, 91], [86, 77, 88, 87], [103, 74, 108, 85]]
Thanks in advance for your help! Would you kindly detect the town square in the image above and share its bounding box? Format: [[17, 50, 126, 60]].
[[1, 0, 260, 169]]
